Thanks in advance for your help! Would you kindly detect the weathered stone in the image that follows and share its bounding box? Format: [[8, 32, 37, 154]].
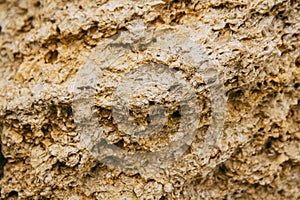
[[0, 0, 299, 199]]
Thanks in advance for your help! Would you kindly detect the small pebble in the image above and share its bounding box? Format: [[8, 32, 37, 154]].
[[50, 17, 55, 23]]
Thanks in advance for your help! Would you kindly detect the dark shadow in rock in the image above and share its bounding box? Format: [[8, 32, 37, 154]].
[[8, 190, 18, 198], [0, 139, 7, 179]]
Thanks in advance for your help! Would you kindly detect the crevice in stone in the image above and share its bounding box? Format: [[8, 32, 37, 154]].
[[0, 137, 7, 179]]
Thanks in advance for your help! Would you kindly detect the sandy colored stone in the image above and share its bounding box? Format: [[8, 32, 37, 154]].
[[0, 0, 299, 199]]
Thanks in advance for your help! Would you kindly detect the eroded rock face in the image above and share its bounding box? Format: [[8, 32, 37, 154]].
[[0, 0, 299, 199]]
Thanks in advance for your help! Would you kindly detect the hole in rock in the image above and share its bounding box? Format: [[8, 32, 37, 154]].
[[114, 139, 125, 149], [296, 56, 300, 67], [45, 50, 58, 64], [265, 137, 273, 149], [23, 124, 32, 133], [257, 82, 262, 88], [8, 191, 18, 197], [171, 110, 181, 119], [56, 27, 61, 34], [41, 123, 52, 134], [258, 128, 264, 132], [34, 1, 41, 7], [227, 89, 243, 101]]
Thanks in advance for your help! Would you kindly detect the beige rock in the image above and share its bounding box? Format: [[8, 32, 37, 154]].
[[0, 0, 299, 199]]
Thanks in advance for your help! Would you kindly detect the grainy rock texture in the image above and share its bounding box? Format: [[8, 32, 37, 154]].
[[0, 0, 300, 199]]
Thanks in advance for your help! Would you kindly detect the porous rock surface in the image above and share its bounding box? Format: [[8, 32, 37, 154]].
[[0, 0, 300, 199]]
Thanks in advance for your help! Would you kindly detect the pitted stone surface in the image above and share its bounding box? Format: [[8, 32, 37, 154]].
[[0, 0, 299, 199]]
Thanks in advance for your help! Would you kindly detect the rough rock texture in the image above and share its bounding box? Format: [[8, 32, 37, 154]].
[[0, 0, 300, 199]]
